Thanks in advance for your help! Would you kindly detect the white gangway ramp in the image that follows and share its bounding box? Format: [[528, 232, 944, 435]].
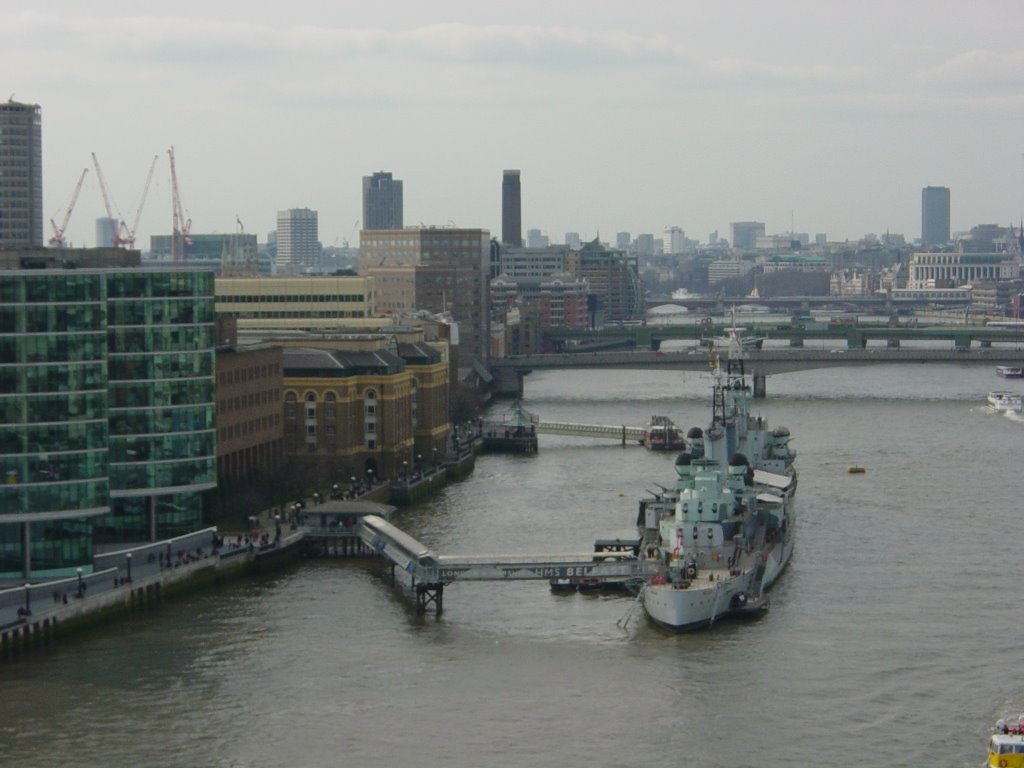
[[357, 515, 662, 614]]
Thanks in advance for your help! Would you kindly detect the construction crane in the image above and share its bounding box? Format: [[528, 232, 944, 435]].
[[91, 152, 122, 247], [168, 146, 191, 264], [48, 167, 88, 248], [343, 218, 359, 248], [119, 154, 159, 249]]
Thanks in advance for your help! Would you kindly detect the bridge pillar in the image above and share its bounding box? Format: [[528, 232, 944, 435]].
[[980, 339, 992, 348], [752, 373, 766, 399], [887, 337, 900, 348], [789, 337, 804, 348], [416, 582, 444, 616]]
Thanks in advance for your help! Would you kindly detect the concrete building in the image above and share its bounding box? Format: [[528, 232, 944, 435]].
[[0, 100, 43, 248], [566, 240, 643, 323], [526, 229, 549, 248], [215, 275, 378, 332], [491, 273, 589, 330], [634, 234, 655, 258], [501, 170, 522, 247], [359, 227, 491, 366], [921, 186, 951, 247], [730, 222, 766, 251], [664, 226, 686, 254], [0, 249, 217, 579], [498, 246, 569, 279], [616, 232, 631, 250], [96, 217, 119, 248], [151, 233, 259, 275], [275, 208, 319, 272], [362, 171, 403, 231], [565, 232, 582, 251], [907, 252, 1019, 289]]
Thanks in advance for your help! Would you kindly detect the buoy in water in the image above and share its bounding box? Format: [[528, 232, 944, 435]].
[[847, 466, 866, 474]]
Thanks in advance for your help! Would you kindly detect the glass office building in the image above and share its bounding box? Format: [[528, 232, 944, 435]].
[[0, 267, 216, 580]]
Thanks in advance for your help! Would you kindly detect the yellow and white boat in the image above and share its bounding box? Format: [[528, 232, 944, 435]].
[[988, 717, 1024, 767]]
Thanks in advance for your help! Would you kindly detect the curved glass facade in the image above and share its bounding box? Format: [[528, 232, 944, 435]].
[[0, 272, 107, 578], [99, 271, 216, 542], [0, 267, 217, 577]]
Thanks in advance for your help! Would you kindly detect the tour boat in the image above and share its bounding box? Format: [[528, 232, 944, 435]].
[[987, 391, 1023, 414], [996, 366, 1024, 378], [988, 716, 1024, 768]]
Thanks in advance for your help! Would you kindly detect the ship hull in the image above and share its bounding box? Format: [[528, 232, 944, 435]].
[[642, 534, 794, 632]]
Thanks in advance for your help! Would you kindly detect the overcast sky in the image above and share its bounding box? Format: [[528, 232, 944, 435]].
[[6, 1, 1024, 249]]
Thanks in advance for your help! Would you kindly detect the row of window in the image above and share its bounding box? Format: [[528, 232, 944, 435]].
[[218, 294, 366, 303], [218, 413, 281, 442], [234, 311, 367, 318], [218, 388, 280, 413], [217, 363, 281, 386]]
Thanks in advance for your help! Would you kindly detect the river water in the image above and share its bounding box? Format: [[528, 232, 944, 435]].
[[2, 363, 1022, 767]]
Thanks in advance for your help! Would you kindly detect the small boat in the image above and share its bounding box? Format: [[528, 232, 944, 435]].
[[987, 391, 1023, 414], [847, 466, 866, 474], [988, 716, 1024, 767], [643, 416, 687, 451], [995, 366, 1024, 379]]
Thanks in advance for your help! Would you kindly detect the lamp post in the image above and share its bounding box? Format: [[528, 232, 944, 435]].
[[402, 460, 408, 481], [432, 447, 438, 468], [24, 583, 30, 615], [274, 514, 281, 543], [125, 552, 132, 583], [367, 468, 374, 488], [350, 476, 357, 496], [77, 567, 83, 598]]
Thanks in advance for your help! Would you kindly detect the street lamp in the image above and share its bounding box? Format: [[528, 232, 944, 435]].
[[367, 468, 374, 487], [125, 552, 132, 582], [77, 567, 83, 598], [24, 583, 30, 615], [402, 460, 408, 480], [432, 447, 438, 467]]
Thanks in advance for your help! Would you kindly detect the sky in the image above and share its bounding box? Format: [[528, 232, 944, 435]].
[[5, 1, 1024, 250]]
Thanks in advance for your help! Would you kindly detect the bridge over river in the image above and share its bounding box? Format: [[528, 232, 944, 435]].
[[490, 346, 1024, 397]]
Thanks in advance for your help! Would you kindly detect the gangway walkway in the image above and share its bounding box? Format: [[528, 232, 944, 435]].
[[529, 418, 647, 445], [356, 515, 660, 614]]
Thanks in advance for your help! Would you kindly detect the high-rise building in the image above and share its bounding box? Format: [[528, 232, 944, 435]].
[[359, 227, 491, 366], [0, 248, 217, 577], [565, 240, 643, 323], [526, 229, 549, 248], [664, 226, 686, 254], [921, 186, 951, 247], [96, 218, 119, 248], [362, 171, 403, 231], [730, 222, 766, 251], [0, 100, 43, 248], [565, 232, 582, 251], [501, 170, 522, 247], [275, 208, 319, 272], [615, 232, 631, 250]]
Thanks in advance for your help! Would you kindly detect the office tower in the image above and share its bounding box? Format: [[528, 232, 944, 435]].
[[664, 226, 686, 254], [565, 232, 582, 250], [615, 232, 631, 250], [0, 251, 216, 576], [526, 229, 549, 248], [96, 217, 119, 248], [359, 227, 491, 365], [730, 221, 766, 251], [362, 171, 403, 231], [502, 170, 522, 247], [0, 100, 43, 248], [921, 186, 950, 247], [276, 208, 319, 272]]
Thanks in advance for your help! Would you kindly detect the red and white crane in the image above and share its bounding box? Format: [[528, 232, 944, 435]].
[[168, 146, 191, 264], [119, 154, 159, 249], [90, 152, 122, 247], [48, 167, 88, 248]]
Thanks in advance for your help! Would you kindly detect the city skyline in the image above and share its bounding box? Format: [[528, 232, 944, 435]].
[[4, 1, 1024, 250]]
